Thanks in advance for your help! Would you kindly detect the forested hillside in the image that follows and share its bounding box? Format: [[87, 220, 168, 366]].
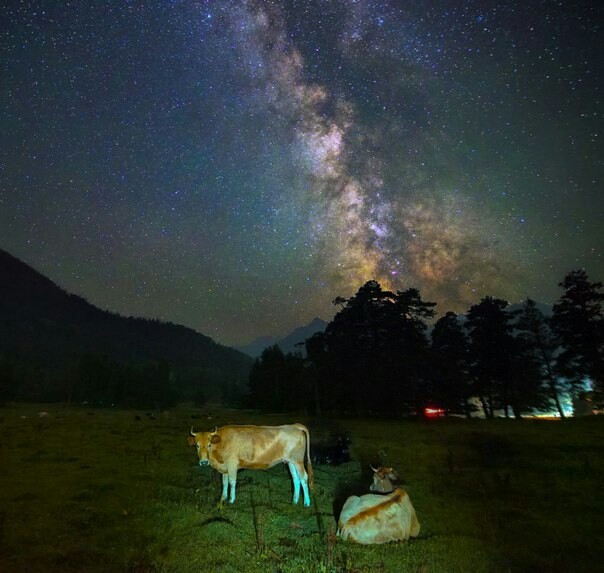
[[0, 249, 252, 406]]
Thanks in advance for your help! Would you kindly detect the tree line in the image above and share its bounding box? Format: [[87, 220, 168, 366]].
[[0, 288, 251, 409], [248, 270, 604, 418], [0, 349, 248, 410]]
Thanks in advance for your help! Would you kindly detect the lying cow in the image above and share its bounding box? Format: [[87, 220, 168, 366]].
[[337, 487, 420, 545], [188, 424, 313, 506], [370, 465, 399, 493]]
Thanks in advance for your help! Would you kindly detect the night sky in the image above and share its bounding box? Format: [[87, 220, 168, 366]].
[[2, 0, 602, 346]]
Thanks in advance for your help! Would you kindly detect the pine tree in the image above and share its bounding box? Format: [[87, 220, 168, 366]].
[[430, 312, 472, 416], [465, 297, 516, 418], [248, 345, 286, 411], [317, 280, 435, 415], [515, 299, 566, 417], [551, 270, 604, 398], [323, 281, 396, 414]]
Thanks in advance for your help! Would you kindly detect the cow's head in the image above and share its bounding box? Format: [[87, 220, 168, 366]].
[[369, 465, 399, 493], [189, 427, 220, 466]]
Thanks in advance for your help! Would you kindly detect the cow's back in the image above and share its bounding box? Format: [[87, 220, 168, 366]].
[[212, 424, 307, 470], [338, 488, 420, 545]]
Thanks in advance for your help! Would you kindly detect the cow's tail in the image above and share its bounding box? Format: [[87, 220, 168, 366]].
[[298, 423, 314, 489]]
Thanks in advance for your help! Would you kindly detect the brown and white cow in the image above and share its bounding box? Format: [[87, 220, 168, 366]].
[[369, 465, 399, 493], [337, 487, 420, 545], [188, 424, 313, 506]]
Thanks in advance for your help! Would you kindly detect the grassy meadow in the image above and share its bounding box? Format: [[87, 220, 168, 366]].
[[0, 403, 602, 572]]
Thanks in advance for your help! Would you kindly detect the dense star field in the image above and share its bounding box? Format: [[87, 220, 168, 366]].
[[1, 0, 602, 345]]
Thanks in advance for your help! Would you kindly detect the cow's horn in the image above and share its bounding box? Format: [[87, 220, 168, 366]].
[[190, 427, 195, 436], [370, 464, 378, 472]]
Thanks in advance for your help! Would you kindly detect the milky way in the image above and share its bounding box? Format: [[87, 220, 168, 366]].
[[1, 0, 602, 344]]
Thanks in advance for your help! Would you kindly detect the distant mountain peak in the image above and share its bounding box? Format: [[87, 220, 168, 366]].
[[236, 317, 328, 358], [235, 335, 279, 358]]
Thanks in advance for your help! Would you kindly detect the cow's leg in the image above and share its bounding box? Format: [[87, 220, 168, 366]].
[[300, 473, 310, 507], [228, 468, 237, 504], [294, 462, 311, 507], [221, 472, 229, 502], [288, 462, 301, 504]]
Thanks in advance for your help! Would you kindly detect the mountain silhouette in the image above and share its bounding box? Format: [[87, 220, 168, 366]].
[[237, 317, 328, 358], [236, 335, 280, 358], [0, 248, 252, 402]]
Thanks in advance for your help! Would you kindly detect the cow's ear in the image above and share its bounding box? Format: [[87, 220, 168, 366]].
[[187, 436, 196, 446], [210, 434, 222, 444]]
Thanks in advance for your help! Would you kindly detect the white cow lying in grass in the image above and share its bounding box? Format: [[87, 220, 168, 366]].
[[337, 466, 420, 544]]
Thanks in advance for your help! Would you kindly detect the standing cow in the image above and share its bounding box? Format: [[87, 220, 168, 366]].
[[188, 424, 313, 506], [337, 487, 420, 544]]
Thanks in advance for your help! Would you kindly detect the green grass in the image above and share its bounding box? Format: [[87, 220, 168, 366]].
[[0, 404, 602, 572]]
